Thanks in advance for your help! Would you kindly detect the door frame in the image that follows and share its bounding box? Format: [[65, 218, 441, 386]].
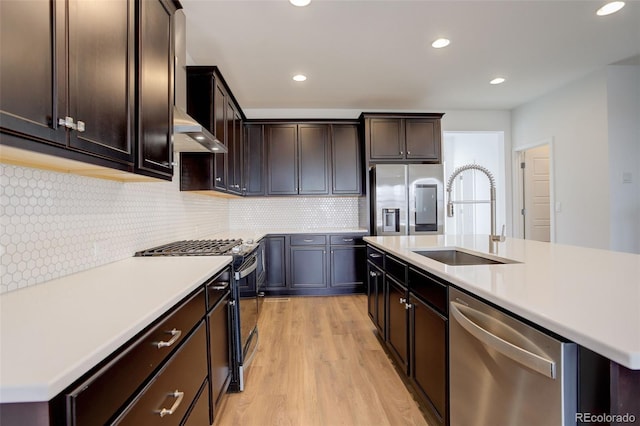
[[512, 138, 556, 242]]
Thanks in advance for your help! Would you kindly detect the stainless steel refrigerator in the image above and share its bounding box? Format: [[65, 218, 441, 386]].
[[372, 164, 445, 235]]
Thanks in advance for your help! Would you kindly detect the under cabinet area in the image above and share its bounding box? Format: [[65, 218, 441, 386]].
[[263, 233, 366, 296], [0, 0, 176, 181]]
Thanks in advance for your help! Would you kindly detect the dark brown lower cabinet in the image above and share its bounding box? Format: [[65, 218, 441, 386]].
[[330, 245, 365, 288], [290, 246, 327, 288], [265, 235, 287, 290], [183, 380, 211, 426], [410, 294, 447, 425], [386, 276, 408, 372], [366, 261, 385, 337], [209, 294, 231, 412], [114, 322, 208, 425]]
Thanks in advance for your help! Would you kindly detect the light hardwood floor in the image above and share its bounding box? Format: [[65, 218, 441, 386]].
[[214, 295, 429, 426]]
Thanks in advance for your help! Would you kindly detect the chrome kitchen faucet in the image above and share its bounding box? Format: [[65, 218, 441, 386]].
[[446, 164, 505, 252]]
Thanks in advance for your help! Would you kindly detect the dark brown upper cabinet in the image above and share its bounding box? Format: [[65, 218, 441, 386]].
[[243, 124, 266, 196], [0, 0, 177, 181], [266, 124, 299, 195], [362, 113, 444, 163], [331, 124, 362, 195], [184, 66, 245, 194], [136, 0, 175, 179], [266, 123, 330, 196]]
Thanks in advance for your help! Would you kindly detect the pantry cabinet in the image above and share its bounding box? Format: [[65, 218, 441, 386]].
[[0, 0, 176, 180]]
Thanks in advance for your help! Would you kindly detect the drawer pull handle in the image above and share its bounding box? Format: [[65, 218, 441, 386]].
[[210, 284, 229, 290], [303, 239, 314, 242], [342, 238, 354, 242], [158, 390, 184, 417], [369, 253, 382, 258], [155, 329, 181, 349]]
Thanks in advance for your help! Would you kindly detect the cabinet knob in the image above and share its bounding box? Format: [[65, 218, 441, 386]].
[[399, 297, 407, 304], [369, 271, 378, 277], [405, 303, 413, 310], [399, 151, 403, 155], [407, 151, 411, 155], [76, 120, 85, 132], [216, 177, 222, 182]]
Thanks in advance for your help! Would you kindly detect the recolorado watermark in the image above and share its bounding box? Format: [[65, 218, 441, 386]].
[[576, 412, 637, 423]]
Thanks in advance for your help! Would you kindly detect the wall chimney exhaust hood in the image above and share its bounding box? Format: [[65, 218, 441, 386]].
[[173, 107, 227, 153]]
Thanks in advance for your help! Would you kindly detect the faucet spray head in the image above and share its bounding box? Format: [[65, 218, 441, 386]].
[[447, 201, 454, 217]]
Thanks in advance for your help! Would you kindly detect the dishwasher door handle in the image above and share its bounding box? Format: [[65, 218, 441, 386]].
[[450, 301, 556, 379]]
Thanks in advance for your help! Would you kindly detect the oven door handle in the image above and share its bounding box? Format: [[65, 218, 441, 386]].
[[235, 256, 258, 280]]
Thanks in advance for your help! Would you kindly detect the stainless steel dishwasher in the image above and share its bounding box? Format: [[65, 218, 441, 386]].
[[449, 287, 577, 425]]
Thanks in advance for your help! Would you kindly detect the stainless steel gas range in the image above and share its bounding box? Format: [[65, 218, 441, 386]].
[[135, 238, 264, 392]]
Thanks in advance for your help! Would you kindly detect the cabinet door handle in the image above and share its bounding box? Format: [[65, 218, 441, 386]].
[[210, 283, 229, 290], [369, 253, 382, 258], [158, 390, 184, 417], [58, 116, 76, 130], [155, 328, 181, 349], [76, 120, 85, 132]]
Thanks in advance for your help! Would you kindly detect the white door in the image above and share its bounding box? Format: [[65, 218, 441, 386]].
[[523, 145, 550, 242]]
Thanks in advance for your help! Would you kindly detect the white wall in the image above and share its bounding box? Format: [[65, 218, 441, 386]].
[[512, 70, 612, 250], [607, 65, 640, 254]]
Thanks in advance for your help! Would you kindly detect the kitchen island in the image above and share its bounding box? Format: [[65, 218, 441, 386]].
[[364, 234, 640, 423]]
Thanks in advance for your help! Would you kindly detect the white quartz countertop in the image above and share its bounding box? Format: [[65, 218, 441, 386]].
[[364, 235, 640, 370], [0, 256, 232, 403]]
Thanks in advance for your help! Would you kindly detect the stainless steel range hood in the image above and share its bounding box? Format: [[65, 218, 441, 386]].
[[173, 107, 227, 153]]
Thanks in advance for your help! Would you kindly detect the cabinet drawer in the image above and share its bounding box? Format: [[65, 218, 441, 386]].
[[386, 256, 407, 284], [408, 267, 447, 315], [290, 234, 326, 246], [114, 322, 208, 425], [330, 234, 365, 245], [206, 268, 231, 310], [367, 245, 385, 268], [68, 288, 205, 426]]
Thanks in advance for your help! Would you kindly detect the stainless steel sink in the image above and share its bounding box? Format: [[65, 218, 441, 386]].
[[413, 249, 516, 266]]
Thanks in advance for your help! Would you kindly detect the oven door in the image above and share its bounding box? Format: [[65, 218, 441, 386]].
[[234, 253, 259, 391]]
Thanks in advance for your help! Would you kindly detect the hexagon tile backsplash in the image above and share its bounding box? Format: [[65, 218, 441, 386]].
[[0, 162, 364, 294], [0, 163, 229, 294]]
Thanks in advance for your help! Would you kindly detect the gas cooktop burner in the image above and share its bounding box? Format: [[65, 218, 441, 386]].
[[135, 239, 243, 257]]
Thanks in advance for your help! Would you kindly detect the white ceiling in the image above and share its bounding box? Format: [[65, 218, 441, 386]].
[[182, 0, 640, 113]]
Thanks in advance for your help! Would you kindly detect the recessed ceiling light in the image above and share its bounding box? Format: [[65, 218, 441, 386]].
[[490, 77, 506, 85], [596, 1, 625, 16], [290, 0, 311, 6], [293, 74, 307, 82], [431, 38, 451, 49]]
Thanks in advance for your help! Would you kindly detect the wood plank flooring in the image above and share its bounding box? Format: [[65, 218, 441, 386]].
[[214, 295, 429, 426]]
